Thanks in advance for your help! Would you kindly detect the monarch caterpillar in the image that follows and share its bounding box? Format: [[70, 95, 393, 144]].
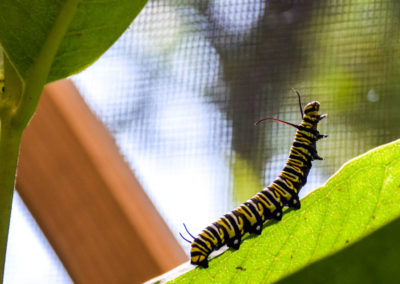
[[181, 90, 327, 268]]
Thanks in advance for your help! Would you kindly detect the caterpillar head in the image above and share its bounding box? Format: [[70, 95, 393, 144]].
[[302, 101, 326, 129], [190, 252, 209, 268], [304, 101, 320, 114]]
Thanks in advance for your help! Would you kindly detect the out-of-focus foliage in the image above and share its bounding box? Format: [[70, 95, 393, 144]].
[[0, 49, 3, 94], [71, 0, 400, 254], [204, 0, 400, 199], [230, 153, 262, 203], [150, 0, 400, 203]]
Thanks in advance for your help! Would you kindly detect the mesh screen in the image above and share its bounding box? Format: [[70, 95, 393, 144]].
[[5, 193, 72, 283], [72, 0, 400, 253]]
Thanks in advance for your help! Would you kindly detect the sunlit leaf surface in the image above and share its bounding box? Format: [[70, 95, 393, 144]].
[[171, 139, 400, 283]]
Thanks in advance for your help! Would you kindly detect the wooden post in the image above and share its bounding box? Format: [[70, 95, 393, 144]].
[[16, 79, 187, 283]]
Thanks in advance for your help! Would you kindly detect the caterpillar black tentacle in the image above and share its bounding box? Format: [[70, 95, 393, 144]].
[[179, 233, 192, 244], [179, 223, 196, 244], [189, 91, 327, 268]]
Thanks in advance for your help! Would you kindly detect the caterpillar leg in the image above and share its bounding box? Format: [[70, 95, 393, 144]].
[[192, 258, 209, 268], [249, 220, 264, 235], [312, 153, 324, 160], [198, 259, 209, 268], [271, 208, 283, 221], [227, 236, 242, 250], [317, 134, 328, 140], [288, 195, 301, 210]]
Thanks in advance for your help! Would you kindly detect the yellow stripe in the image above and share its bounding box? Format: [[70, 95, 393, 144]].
[[294, 146, 310, 155], [295, 136, 312, 145], [270, 183, 292, 199], [287, 158, 304, 167], [236, 215, 245, 235], [198, 234, 213, 250], [203, 230, 219, 246], [280, 171, 300, 183], [217, 217, 235, 239], [256, 193, 277, 212], [236, 206, 256, 225], [290, 148, 308, 161]]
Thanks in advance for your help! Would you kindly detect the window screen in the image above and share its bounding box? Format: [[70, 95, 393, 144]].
[[72, 0, 400, 254], [5, 193, 72, 284]]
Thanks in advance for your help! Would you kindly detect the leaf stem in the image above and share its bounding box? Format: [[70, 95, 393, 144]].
[[0, 117, 21, 283], [0, 1, 81, 281]]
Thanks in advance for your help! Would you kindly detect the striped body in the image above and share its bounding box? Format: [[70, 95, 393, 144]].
[[190, 100, 327, 268]]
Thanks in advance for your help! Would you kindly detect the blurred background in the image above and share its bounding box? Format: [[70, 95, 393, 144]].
[[5, 0, 400, 282]]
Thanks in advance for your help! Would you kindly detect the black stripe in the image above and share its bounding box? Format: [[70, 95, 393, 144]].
[[258, 189, 282, 218], [244, 201, 263, 224], [274, 178, 296, 196], [304, 106, 317, 114], [263, 188, 283, 220], [224, 213, 241, 237], [191, 251, 207, 257], [254, 194, 274, 222], [289, 152, 309, 163], [259, 189, 281, 207], [303, 117, 317, 124], [298, 126, 319, 136], [200, 233, 216, 250], [293, 139, 314, 148], [283, 166, 303, 179], [206, 225, 222, 249], [296, 131, 314, 139], [293, 142, 314, 154], [220, 216, 232, 230], [213, 221, 229, 245], [192, 241, 209, 254], [279, 169, 302, 184], [232, 210, 250, 231], [239, 203, 253, 217], [203, 229, 214, 240], [255, 193, 269, 205]]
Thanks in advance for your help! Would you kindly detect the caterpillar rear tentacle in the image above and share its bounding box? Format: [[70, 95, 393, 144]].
[[189, 91, 327, 268]]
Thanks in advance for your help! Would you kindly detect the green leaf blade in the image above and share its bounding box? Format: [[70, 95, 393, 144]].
[[171, 139, 400, 283], [0, 0, 148, 83], [279, 216, 400, 283], [48, 0, 147, 82]]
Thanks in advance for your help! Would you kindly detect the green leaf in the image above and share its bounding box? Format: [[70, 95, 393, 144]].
[[0, 0, 148, 129], [171, 139, 400, 283], [278, 217, 400, 283], [0, 0, 147, 83]]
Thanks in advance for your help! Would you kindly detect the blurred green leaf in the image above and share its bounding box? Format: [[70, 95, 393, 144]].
[[0, 0, 147, 83], [0, 0, 148, 129], [171, 139, 400, 283], [231, 153, 263, 204]]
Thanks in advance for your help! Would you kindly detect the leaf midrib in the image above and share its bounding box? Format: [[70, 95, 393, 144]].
[[12, 0, 81, 129]]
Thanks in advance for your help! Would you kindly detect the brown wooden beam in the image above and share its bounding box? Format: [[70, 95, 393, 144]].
[[16, 79, 187, 283]]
